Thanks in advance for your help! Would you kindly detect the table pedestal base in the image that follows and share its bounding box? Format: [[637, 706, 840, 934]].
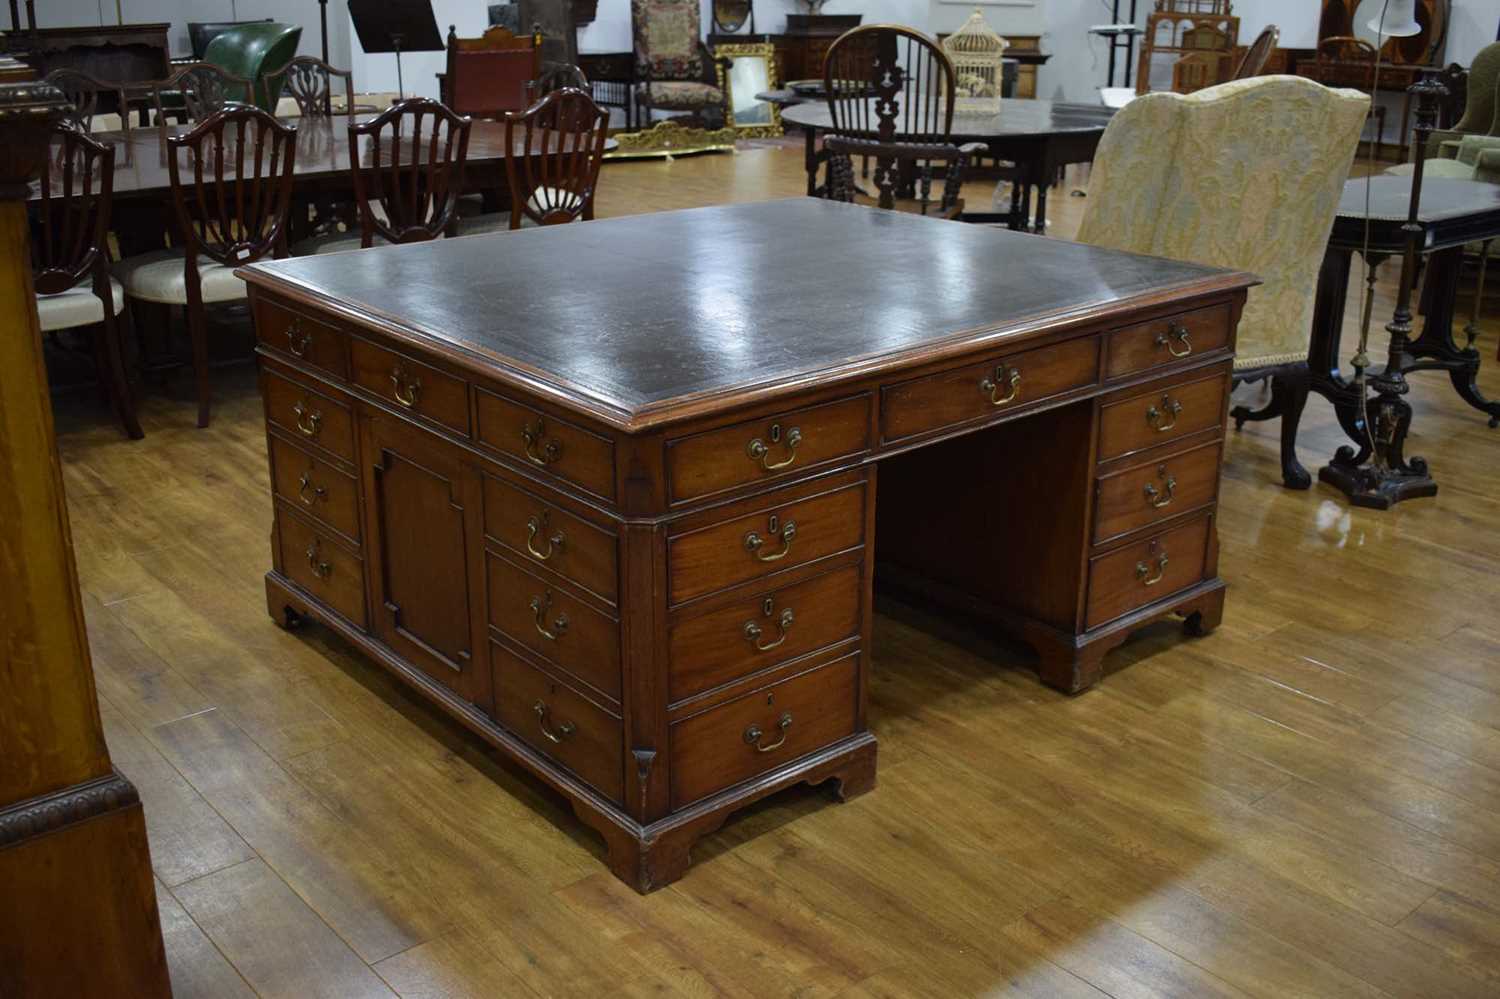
[[1316, 391, 1438, 509]]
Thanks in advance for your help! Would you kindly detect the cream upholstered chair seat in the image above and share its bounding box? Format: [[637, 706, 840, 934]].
[[36, 277, 126, 332], [1076, 75, 1369, 487], [114, 250, 247, 305], [461, 188, 584, 234]]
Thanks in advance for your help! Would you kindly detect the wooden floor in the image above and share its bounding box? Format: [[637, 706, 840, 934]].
[[55, 142, 1500, 998]]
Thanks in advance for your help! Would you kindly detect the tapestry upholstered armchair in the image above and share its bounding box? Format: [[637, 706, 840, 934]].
[[1076, 76, 1369, 488], [630, 0, 725, 126]]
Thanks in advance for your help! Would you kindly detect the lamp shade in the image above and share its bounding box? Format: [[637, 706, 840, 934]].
[[1367, 0, 1422, 40]]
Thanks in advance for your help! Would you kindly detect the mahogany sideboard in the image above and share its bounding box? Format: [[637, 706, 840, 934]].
[[240, 200, 1253, 891]]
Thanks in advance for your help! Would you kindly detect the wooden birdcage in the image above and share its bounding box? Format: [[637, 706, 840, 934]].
[[942, 8, 1007, 116]]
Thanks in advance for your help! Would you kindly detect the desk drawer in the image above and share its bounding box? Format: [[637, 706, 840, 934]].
[[263, 367, 356, 462], [350, 337, 470, 436], [667, 395, 870, 504], [268, 434, 361, 545], [491, 642, 623, 803], [1085, 515, 1211, 630], [277, 510, 366, 629], [1093, 440, 1222, 544], [1097, 372, 1226, 462], [486, 553, 620, 700], [669, 653, 858, 808], [668, 563, 862, 704], [1104, 304, 1231, 379], [881, 335, 1099, 442], [255, 299, 347, 379], [483, 474, 617, 605], [475, 390, 616, 501], [668, 481, 866, 605]]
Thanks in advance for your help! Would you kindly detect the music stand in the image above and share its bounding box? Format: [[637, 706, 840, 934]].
[[348, 0, 444, 100]]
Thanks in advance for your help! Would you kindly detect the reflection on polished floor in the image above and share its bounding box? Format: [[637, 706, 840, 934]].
[[58, 145, 1500, 997]]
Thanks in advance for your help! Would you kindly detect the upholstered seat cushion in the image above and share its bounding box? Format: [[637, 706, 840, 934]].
[[459, 188, 583, 234], [636, 81, 722, 108], [294, 231, 368, 255], [1075, 76, 1370, 370], [114, 250, 248, 305], [36, 276, 125, 332]]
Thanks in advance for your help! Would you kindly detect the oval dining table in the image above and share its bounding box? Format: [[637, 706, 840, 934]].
[[780, 98, 1115, 234]]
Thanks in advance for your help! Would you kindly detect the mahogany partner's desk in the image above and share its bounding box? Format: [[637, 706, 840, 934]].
[[239, 200, 1253, 891]]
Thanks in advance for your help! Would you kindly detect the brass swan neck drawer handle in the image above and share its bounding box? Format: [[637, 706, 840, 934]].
[[1143, 467, 1176, 509], [526, 512, 565, 561], [744, 712, 793, 753], [529, 591, 569, 640], [744, 518, 796, 562], [305, 539, 332, 579], [746, 423, 802, 471], [1156, 322, 1192, 358], [743, 606, 795, 652], [978, 364, 1021, 406], [292, 400, 322, 438], [533, 700, 577, 744], [1146, 395, 1182, 432], [1135, 550, 1169, 586], [390, 364, 422, 408], [521, 417, 563, 466], [286, 318, 310, 357], [297, 471, 327, 506]]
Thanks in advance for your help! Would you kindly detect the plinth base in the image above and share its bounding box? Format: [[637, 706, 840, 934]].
[[1317, 460, 1438, 510]]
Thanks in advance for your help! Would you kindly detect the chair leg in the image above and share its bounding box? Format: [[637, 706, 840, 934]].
[[1275, 363, 1312, 490], [98, 307, 144, 440], [186, 295, 211, 428]]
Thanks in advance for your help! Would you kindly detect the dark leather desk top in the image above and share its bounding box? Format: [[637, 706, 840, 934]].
[[781, 99, 1115, 140], [240, 199, 1249, 430]]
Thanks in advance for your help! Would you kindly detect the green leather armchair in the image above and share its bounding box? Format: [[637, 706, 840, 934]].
[[204, 22, 303, 113]]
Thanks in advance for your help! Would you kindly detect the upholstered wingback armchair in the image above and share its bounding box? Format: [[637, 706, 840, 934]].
[[1077, 76, 1369, 488], [203, 22, 303, 113], [1390, 42, 1500, 181], [630, 0, 725, 126]]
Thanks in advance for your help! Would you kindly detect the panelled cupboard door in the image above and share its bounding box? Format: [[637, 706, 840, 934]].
[[361, 413, 493, 713]]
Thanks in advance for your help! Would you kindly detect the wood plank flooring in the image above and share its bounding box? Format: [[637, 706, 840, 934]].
[[52, 142, 1500, 998]]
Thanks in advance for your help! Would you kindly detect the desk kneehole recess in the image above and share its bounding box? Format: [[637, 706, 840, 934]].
[[242, 203, 1251, 892]]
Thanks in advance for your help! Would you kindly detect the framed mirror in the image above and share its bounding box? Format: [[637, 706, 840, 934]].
[[716, 42, 782, 137], [712, 0, 754, 35]]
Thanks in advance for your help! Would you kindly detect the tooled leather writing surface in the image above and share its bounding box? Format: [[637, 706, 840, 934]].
[[241, 199, 1245, 424]]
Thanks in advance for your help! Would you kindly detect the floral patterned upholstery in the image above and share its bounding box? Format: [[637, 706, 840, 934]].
[[631, 0, 703, 80], [1076, 76, 1369, 370], [634, 81, 722, 108]]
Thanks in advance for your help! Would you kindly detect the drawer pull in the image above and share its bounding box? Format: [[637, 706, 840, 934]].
[[390, 363, 422, 408], [304, 539, 332, 579], [1155, 322, 1192, 358], [744, 515, 796, 562], [978, 364, 1021, 406], [533, 700, 577, 743], [746, 423, 801, 471], [285, 318, 310, 357], [521, 416, 563, 466], [529, 590, 569, 640], [743, 604, 795, 652], [525, 511, 565, 561], [1143, 466, 1176, 509], [1145, 395, 1182, 433], [744, 711, 793, 753], [297, 471, 327, 506], [292, 400, 322, 438], [1135, 548, 1169, 586]]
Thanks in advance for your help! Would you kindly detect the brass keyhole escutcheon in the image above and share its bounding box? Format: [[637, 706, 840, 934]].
[[744, 711, 793, 752], [530, 590, 569, 640], [534, 700, 576, 743], [526, 510, 565, 560], [744, 514, 796, 562], [521, 416, 563, 466], [1143, 465, 1176, 509], [978, 364, 1021, 406], [746, 422, 802, 471], [1146, 395, 1182, 432], [1155, 322, 1192, 357], [390, 363, 422, 408]]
